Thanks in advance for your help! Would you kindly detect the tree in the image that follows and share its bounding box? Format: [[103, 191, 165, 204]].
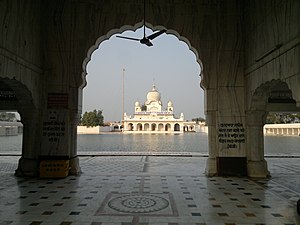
[[141, 104, 147, 111], [266, 112, 300, 124], [0, 112, 16, 122], [79, 110, 104, 127], [192, 117, 206, 123]]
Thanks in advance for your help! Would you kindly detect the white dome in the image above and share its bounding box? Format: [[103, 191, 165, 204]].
[[135, 101, 140, 107], [146, 85, 161, 102], [167, 101, 173, 107]]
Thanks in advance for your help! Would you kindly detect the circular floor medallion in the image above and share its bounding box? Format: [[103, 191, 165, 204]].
[[108, 194, 169, 213]]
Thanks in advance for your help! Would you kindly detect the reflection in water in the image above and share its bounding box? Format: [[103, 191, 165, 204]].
[[77, 133, 208, 153], [0, 133, 299, 156], [264, 135, 300, 155]]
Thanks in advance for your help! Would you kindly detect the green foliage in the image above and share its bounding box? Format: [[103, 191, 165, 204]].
[[0, 112, 16, 121], [266, 113, 300, 124], [79, 110, 104, 127], [141, 104, 147, 111], [192, 117, 206, 123]]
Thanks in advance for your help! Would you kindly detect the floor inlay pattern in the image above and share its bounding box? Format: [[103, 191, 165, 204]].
[[0, 156, 299, 225], [108, 194, 169, 213]]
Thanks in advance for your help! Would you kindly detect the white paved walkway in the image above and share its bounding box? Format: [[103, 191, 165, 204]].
[[0, 156, 299, 225]]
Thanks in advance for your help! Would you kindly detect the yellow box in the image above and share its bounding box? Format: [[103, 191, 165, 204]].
[[40, 160, 69, 178]]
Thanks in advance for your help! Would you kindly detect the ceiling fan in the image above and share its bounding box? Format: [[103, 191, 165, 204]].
[[116, 0, 166, 47]]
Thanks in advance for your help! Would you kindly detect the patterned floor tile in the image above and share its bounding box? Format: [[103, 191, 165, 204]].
[[0, 156, 299, 225]]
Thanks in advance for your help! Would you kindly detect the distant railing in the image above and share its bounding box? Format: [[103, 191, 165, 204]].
[[264, 123, 300, 136]]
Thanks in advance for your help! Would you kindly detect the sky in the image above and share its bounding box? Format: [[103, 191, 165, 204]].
[[83, 27, 204, 122]]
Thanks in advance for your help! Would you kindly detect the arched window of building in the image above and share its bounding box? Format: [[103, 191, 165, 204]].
[[151, 123, 156, 131], [128, 123, 134, 131], [158, 123, 164, 131], [144, 123, 149, 131], [174, 123, 180, 131], [165, 123, 171, 131], [137, 123, 143, 131]]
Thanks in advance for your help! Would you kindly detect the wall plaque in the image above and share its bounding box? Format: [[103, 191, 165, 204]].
[[47, 93, 68, 109], [218, 123, 245, 149]]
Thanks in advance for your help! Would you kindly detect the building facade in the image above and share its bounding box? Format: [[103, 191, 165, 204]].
[[123, 85, 195, 134]]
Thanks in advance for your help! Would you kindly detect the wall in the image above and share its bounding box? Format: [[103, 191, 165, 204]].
[[0, 1, 43, 108], [77, 126, 113, 134], [244, 0, 300, 109], [77, 126, 100, 134]]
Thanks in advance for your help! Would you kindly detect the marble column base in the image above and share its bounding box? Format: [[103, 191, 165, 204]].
[[247, 159, 270, 178], [15, 157, 39, 177], [15, 156, 81, 177], [69, 156, 81, 175], [205, 157, 218, 177]]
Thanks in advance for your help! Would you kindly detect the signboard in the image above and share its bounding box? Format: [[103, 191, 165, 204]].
[[47, 93, 68, 109], [218, 123, 245, 149], [42, 121, 66, 143], [42, 110, 67, 144], [0, 90, 17, 101]]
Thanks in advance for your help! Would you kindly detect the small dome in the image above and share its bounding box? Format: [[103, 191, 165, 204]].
[[167, 101, 173, 107], [146, 85, 161, 102], [135, 101, 140, 107]]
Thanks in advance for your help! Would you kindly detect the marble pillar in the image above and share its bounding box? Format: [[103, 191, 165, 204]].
[[15, 109, 40, 177], [69, 110, 81, 175], [246, 110, 270, 178], [205, 110, 218, 176], [39, 108, 81, 175]]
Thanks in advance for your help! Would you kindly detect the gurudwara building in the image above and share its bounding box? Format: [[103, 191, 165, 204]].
[[123, 85, 196, 133]]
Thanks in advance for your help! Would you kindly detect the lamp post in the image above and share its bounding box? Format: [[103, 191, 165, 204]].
[[122, 68, 125, 130]]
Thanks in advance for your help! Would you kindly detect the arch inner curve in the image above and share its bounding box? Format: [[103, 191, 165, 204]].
[[81, 22, 204, 90]]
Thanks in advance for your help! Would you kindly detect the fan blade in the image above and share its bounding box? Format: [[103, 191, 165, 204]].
[[116, 36, 140, 41], [145, 40, 153, 47], [147, 29, 166, 40]]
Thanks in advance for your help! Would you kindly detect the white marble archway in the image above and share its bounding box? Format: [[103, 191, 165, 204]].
[[247, 79, 300, 177]]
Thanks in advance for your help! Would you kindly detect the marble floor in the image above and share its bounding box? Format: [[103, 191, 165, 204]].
[[0, 156, 299, 225]]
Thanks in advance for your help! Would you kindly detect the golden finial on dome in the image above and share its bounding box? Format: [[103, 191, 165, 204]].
[[152, 79, 157, 91]]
